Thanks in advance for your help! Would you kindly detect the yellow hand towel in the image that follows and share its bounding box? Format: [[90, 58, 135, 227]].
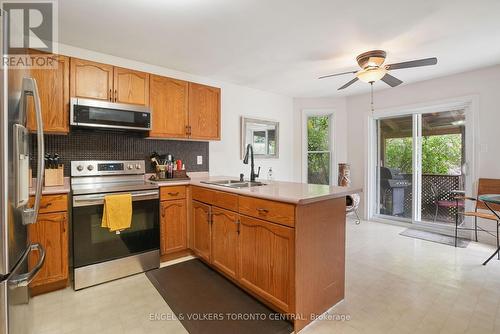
[[101, 194, 132, 232]]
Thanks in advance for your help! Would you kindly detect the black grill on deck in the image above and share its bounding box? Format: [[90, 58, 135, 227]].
[[380, 167, 412, 216]]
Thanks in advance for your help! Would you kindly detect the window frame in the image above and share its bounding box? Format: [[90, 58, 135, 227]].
[[302, 110, 334, 185]]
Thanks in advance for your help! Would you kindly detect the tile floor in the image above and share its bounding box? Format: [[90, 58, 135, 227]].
[[32, 219, 500, 334]]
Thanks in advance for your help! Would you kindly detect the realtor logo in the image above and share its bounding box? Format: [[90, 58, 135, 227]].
[[2, 1, 57, 68]]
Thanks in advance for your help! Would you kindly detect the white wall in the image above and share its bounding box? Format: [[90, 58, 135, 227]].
[[292, 97, 348, 183], [293, 65, 500, 243], [58, 44, 295, 181], [346, 65, 500, 243]]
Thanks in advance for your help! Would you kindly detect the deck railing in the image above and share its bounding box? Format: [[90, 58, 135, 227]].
[[400, 174, 464, 223]]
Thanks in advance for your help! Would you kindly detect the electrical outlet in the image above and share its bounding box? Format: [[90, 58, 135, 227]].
[[197, 156, 203, 165]]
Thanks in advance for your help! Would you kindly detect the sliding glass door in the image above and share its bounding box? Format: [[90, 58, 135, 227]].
[[375, 109, 466, 225], [420, 110, 465, 224], [377, 115, 414, 221]]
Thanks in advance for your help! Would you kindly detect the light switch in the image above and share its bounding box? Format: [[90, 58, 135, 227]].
[[197, 156, 203, 165]]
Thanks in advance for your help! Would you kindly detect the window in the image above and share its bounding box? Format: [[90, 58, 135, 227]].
[[306, 115, 332, 185]]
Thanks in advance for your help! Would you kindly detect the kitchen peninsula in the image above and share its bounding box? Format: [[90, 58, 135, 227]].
[[156, 175, 361, 332]]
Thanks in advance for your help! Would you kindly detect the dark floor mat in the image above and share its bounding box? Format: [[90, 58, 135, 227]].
[[400, 228, 470, 248], [146, 259, 293, 334]]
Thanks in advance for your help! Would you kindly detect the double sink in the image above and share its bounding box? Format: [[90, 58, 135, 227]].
[[201, 179, 266, 189]]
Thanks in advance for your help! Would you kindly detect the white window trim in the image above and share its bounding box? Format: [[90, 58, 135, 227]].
[[301, 109, 337, 185], [365, 95, 479, 236]]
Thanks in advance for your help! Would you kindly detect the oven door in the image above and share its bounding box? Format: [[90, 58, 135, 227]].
[[72, 190, 159, 268]]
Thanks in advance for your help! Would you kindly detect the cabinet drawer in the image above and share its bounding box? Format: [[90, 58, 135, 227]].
[[160, 186, 186, 201], [29, 194, 68, 214], [191, 186, 214, 203], [238, 196, 295, 227], [191, 186, 238, 212], [213, 191, 238, 212]]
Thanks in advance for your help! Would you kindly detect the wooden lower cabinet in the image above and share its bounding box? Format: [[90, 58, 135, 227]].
[[189, 188, 347, 332], [160, 199, 187, 256], [28, 212, 68, 295], [211, 207, 239, 280], [238, 216, 294, 313], [190, 196, 295, 314], [191, 201, 211, 262]]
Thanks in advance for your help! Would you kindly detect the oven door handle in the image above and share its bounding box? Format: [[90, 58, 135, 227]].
[[73, 191, 159, 207]]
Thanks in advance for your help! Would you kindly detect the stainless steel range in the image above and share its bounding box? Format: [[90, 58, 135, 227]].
[[71, 160, 159, 290]]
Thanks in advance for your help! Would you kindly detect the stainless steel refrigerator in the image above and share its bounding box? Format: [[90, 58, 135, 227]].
[[0, 9, 46, 334]]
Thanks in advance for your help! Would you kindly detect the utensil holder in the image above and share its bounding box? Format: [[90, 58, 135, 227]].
[[44, 166, 64, 187]]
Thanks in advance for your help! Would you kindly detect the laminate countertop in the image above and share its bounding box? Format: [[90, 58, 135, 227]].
[[29, 177, 71, 196], [29, 174, 362, 204], [155, 175, 362, 205]]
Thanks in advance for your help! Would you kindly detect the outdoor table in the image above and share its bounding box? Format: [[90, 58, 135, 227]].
[[478, 194, 500, 265]]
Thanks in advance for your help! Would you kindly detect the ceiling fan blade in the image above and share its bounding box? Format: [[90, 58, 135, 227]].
[[318, 70, 357, 79], [338, 77, 359, 90], [386, 57, 437, 70], [381, 74, 403, 87]]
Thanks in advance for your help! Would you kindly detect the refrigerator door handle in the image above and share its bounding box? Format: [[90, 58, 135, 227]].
[[8, 243, 45, 288], [21, 78, 45, 225]]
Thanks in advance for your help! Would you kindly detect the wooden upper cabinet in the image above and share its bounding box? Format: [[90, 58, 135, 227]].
[[191, 200, 211, 262], [27, 55, 70, 134], [188, 83, 221, 140], [113, 67, 149, 106], [238, 216, 294, 313], [70, 58, 113, 101], [149, 75, 188, 138], [211, 207, 239, 280], [160, 199, 187, 256], [28, 212, 68, 291]]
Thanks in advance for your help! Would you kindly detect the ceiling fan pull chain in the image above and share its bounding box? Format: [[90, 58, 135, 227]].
[[370, 82, 374, 112]]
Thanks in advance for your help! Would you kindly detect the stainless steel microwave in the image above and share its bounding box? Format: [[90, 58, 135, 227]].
[[70, 98, 152, 131]]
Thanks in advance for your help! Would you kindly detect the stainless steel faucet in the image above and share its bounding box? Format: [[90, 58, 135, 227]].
[[243, 144, 260, 182]]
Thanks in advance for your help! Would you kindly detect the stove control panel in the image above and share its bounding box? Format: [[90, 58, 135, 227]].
[[71, 160, 145, 177]]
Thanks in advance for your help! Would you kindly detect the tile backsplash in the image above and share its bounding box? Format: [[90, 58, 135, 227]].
[[30, 129, 209, 176]]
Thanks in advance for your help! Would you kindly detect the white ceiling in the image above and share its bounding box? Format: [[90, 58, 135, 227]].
[[58, 0, 500, 98]]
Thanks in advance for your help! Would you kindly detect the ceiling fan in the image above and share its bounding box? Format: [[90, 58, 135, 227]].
[[319, 50, 438, 91]]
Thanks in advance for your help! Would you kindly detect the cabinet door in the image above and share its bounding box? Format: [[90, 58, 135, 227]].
[[70, 58, 113, 101], [188, 83, 220, 140], [211, 207, 239, 280], [191, 200, 211, 262], [160, 199, 187, 255], [238, 216, 294, 313], [27, 55, 70, 134], [149, 75, 188, 138], [113, 67, 150, 106], [28, 212, 68, 288]]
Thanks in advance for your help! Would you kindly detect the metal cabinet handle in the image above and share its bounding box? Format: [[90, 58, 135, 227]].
[[21, 78, 44, 226], [256, 208, 269, 214], [114, 89, 117, 102], [235, 219, 240, 234], [9, 243, 46, 288], [109, 89, 112, 101]]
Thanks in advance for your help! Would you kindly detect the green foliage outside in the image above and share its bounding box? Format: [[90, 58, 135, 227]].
[[307, 116, 330, 184], [385, 134, 462, 175]]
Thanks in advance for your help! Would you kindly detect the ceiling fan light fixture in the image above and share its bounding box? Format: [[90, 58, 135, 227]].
[[356, 67, 387, 83]]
